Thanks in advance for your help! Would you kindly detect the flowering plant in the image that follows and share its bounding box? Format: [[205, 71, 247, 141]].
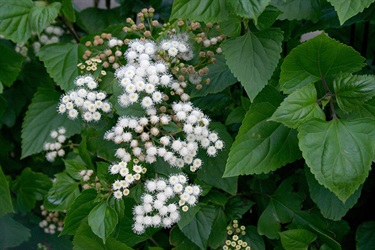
[[1, 0, 375, 249]]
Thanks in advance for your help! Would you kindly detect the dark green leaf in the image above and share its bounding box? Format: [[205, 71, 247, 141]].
[[226, 0, 270, 23], [29, 2, 61, 35], [333, 73, 375, 113], [208, 208, 227, 249], [224, 86, 300, 177], [305, 167, 362, 221], [270, 0, 321, 21], [269, 83, 326, 129], [61, 0, 75, 22], [190, 55, 237, 98], [356, 221, 375, 250], [256, 6, 282, 30], [279, 229, 317, 250], [64, 159, 87, 180], [88, 203, 118, 243], [222, 29, 283, 101], [179, 205, 217, 250], [11, 168, 52, 213], [61, 189, 98, 235], [298, 118, 375, 202], [170, 226, 201, 250], [244, 226, 266, 250], [225, 106, 247, 125], [44, 172, 80, 211], [220, 14, 241, 37], [0, 43, 25, 87], [0, 215, 30, 249], [224, 196, 255, 220], [280, 33, 365, 94], [327, 0, 375, 25], [21, 87, 82, 158], [76, 7, 122, 34], [37, 43, 86, 91], [0, 166, 13, 217], [178, 205, 201, 229], [171, 0, 229, 23]]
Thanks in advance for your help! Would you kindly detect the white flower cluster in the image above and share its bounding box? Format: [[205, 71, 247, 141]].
[[57, 74, 111, 122], [43, 127, 67, 162], [33, 25, 64, 53], [109, 160, 147, 199], [159, 38, 193, 61], [39, 205, 65, 234], [132, 174, 201, 234]]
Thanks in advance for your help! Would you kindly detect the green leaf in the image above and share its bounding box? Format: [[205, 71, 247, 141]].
[[356, 221, 375, 250], [171, 0, 229, 23], [179, 205, 217, 250], [61, 189, 98, 235], [305, 167, 362, 221], [37, 43, 86, 91], [257, 177, 304, 239], [280, 33, 365, 94], [0, 215, 30, 249], [333, 73, 375, 113], [224, 86, 301, 177], [270, 0, 321, 21], [279, 229, 317, 250], [298, 118, 375, 202], [269, 83, 326, 129], [222, 29, 283, 101], [197, 122, 238, 195], [208, 208, 227, 249], [61, 0, 76, 22], [0, 0, 34, 43], [220, 14, 241, 37], [44, 172, 80, 211], [244, 226, 266, 250], [327, 0, 375, 25], [190, 55, 237, 98], [29, 2, 61, 35], [225, 106, 247, 125], [0, 43, 25, 87], [11, 168, 52, 213], [178, 205, 201, 229], [21, 87, 82, 158], [345, 96, 375, 120], [64, 159, 87, 181], [88, 203, 118, 243], [224, 196, 255, 220], [170, 226, 201, 250], [76, 7, 122, 34], [226, 0, 270, 23], [73, 222, 132, 250], [0, 166, 13, 217], [256, 6, 282, 30]]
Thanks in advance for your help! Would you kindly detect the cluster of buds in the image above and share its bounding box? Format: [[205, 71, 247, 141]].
[[79, 169, 102, 191], [43, 127, 67, 162], [123, 8, 159, 38], [223, 220, 250, 250], [77, 58, 107, 76], [33, 24, 65, 53], [38, 205, 65, 234], [132, 174, 201, 234], [57, 74, 112, 121]]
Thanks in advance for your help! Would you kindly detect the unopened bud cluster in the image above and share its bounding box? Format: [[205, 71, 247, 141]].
[[79, 169, 102, 190], [57, 74, 111, 121], [43, 127, 67, 162], [39, 205, 65, 234], [33, 24, 65, 53], [132, 174, 201, 234], [223, 220, 250, 250]]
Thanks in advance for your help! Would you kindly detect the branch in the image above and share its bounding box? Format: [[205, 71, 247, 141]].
[[59, 16, 80, 43]]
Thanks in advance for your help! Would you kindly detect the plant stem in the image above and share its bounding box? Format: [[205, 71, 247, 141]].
[[59, 16, 80, 43], [321, 77, 337, 119]]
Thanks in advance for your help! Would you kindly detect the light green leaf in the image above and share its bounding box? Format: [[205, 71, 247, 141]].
[[44, 172, 80, 211], [224, 86, 300, 177], [88, 203, 118, 243], [344, 96, 375, 120], [171, 0, 229, 23], [270, 0, 321, 21], [333, 73, 375, 113], [327, 0, 375, 25], [280, 33, 365, 94], [73, 222, 132, 250], [0, 215, 30, 249], [298, 118, 375, 202], [0, 166, 13, 217], [61, 189, 98, 235], [190, 55, 237, 98], [279, 229, 317, 250], [269, 83, 326, 129], [37, 43, 86, 91], [258, 177, 304, 239], [356, 221, 375, 250], [305, 167, 362, 221], [64, 159, 88, 181], [197, 122, 238, 195], [29, 2, 61, 35], [226, 0, 270, 23], [222, 29, 283, 101], [179, 205, 217, 250], [21, 88, 82, 159], [0, 43, 25, 87], [11, 168, 52, 213], [0, 0, 34, 43]]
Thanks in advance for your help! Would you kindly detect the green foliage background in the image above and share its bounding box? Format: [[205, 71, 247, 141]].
[[1, 0, 375, 249]]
